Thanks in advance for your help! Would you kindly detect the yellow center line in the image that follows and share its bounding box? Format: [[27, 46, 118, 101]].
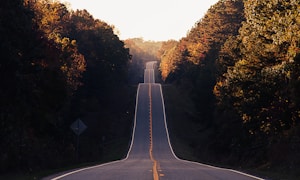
[[149, 83, 160, 180]]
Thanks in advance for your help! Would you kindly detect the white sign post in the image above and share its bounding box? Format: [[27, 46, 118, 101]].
[[70, 118, 87, 160]]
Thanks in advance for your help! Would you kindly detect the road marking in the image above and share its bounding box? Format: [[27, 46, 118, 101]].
[[158, 84, 264, 180], [47, 61, 263, 180], [149, 83, 160, 180]]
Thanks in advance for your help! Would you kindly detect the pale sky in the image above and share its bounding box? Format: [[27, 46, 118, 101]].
[[64, 0, 219, 41]]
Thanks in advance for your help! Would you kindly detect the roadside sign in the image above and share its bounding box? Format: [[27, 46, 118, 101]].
[[70, 118, 87, 136]]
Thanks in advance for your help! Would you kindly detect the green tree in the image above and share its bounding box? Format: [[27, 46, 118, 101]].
[[28, 0, 86, 92], [1, 0, 76, 172], [0, 0, 131, 174], [164, 0, 245, 126], [217, 0, 300, 136]]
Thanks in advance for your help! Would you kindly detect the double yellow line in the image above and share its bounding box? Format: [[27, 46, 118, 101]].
[[148, 83, 160, 180]]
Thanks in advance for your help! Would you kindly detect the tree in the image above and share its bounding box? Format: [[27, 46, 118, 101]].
[[158, 40, 179, 80], [216, 0, 300, 136], [27, 0, 86, 92], [1, 0, 75, 172], [0, 0, 131, 173], [163, 0, 245, 126], [125, 38, 162, 84]]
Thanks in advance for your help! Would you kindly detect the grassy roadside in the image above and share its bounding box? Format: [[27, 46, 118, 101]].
[[162, 84, 202, 160], [0, 129, 133, 180], [0, 85, 138, 180], [162, 84, 299, 180], [162, 84, 221, 165]]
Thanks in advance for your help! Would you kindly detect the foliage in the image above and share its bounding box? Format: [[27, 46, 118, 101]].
[[213, 1, 300, 171], [215, 0, 300, 136], [161, 0, 300, 174], [0, 0, 131, 174], [26, 0, 86, 92], [158, 40, 179, 80], [160, 0, 245, 125]]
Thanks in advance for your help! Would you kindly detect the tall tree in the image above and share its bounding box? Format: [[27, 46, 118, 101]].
[[0, 0, 131, 174], [158, 40, 179, 80], [0, 0, 77, 172], [163, 0, 245, 126], [215, 0, 300, 136]]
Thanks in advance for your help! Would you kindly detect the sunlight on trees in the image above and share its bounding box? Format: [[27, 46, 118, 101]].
[[1, 0, 131, 174], [160, 0, 300, 173]]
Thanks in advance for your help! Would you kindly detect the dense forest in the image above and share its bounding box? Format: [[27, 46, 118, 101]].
[[1, 0, 300, 178], [0, 0, 134, 175], [160, 0, 300, 177]]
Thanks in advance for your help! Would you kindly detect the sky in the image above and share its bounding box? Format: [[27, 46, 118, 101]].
[[64, 0, 219, 41]]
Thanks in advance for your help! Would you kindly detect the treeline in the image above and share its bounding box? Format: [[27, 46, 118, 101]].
[[160, 0, 300, 174], [125, 38, 162, 84], [0, 0, 133, 174]]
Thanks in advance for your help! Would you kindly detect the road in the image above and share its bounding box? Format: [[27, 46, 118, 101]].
[[45, 61, 263, 180]]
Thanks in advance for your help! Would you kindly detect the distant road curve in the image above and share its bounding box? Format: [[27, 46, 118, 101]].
[[44, 61, 264, 180]]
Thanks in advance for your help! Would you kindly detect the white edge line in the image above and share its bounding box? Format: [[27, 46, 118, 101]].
[[150, 61, 156, 83], [144, 69, 148, 83], [145, 61, 157, 84], [49, 84, 141, 180], [158, 84, 265, 180], [51, 61, 152, 179], [152, 69, 155, 83], [49, 160, 122, 180], [125, 83, 140, 159]]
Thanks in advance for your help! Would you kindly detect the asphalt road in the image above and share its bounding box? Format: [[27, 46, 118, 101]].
[[44, 61, 263, 180]]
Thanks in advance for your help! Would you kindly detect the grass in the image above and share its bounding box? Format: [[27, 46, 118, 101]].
[[162, 84, 300, 180], [0, 136, 132, 180], [162, 84, 202, 160], [0, 85, 138, 180], [3, 84, 298, 180]]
